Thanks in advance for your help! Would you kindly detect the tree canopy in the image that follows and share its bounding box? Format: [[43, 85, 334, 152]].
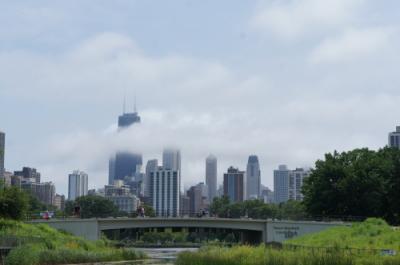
[[65, 195, 121, 218], [302, 147, 400, 225], [0, 185, 29, 220], [209, 196, 306, 220]]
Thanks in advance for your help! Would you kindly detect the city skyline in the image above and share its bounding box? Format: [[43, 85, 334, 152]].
[[2, 1, 400, 195]]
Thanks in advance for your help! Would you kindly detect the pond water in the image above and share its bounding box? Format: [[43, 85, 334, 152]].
[[109, 248, 198, 265]]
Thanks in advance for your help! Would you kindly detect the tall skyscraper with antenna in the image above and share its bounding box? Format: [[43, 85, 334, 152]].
[[109, 94, 143, 185]]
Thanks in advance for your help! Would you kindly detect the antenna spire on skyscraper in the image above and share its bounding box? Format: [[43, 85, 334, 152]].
[[123, 89, 127, 114], [134, 89, 137, 113]]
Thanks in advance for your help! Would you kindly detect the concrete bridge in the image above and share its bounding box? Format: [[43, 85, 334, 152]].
[[31, 218, 346, 243]]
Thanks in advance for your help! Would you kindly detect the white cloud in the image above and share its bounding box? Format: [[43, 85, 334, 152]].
[[309, 27, 394, 64], [2, 30, 400, 196], [250, 0, 364, 39]]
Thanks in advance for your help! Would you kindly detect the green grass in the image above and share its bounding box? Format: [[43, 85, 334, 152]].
[[286, 218, 400, 251], [177, 245, 400, 265], [176, 219, 400, 265], [0, 219, 145, 265], [177, 245, 356, 265]]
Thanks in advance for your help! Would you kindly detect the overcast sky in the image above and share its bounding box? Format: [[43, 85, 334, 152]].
[[1, 0, 399, 195]]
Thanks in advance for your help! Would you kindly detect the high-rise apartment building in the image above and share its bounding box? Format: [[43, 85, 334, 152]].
[[54, 194, 65, 211], [144, 159, 158, 197], [289, 168, 310, 201], [274, 165, 310, 203], [246, 155, 261, 199], [68, 170, 88, 200], [388, 126, 400, 148], [0, 131, 5, 179], [223, 166, 245, 202], [273, 165, 290, 204], [187, 182, 208, 216], [21, 181, 56, 205], [149, 167, 180, 217], [14, 167, 41, 183], [205, 154, 217, 202]]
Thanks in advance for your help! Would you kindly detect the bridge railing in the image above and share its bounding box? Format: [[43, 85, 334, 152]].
[[27, 210, 367, 223]]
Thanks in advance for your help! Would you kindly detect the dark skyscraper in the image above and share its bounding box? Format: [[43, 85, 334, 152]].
[[0, 131, 4, 179], [118, 112, 141, 128], [223, 166, 245, 202], [109, 100, 143, 184]]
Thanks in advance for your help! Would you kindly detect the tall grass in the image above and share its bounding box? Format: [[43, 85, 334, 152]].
[[287, 218, 400, 251], [177, 245, 400, 265], [176, 245, 356, 265], [0, 219, 145, 265]]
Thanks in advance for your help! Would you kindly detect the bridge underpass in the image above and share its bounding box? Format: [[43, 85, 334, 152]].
[[30, 218, 346, 243], [102, 226, 263, 245]]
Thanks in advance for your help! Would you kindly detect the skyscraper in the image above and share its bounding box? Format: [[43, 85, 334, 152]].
[[162, 148, 181, 197], [205, 154, 217, 202], [162, 148, 181, 171], [273, 165, 290, 203], [21, 181, 56, 206], [149, 167, 180, 217], [223, 166, 245, 202], [144, 159, 158, 197], [118, 112, 141, 129], [14, 167, 41, 183], [274, 165, 310, 203], [114, 152, 142, 181], [246, 155, 261, 199], [288, 168, 310, 201], [388, 126, 400, 148], [109, 104, 143, 184], [187, 183, 207, 216], [0, 131, 4, 179], [68, 170, 89, 200]]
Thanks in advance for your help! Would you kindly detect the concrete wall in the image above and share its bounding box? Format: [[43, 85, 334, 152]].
[[31, 218, 345, 243], [31, 219, 100, 241], [266, 220, 345, 243]]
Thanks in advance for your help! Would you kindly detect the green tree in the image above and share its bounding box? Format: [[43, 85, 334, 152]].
[[142, 204, 156, 217], [277, 200, 306, 220], [209, 196, 230, 217], [73, 195, 120, 218], [302, 147, 400, 224], [0, 186, 29, 220]]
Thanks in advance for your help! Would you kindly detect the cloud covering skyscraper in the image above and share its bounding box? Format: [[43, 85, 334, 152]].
[[109, 102, 143, 184]]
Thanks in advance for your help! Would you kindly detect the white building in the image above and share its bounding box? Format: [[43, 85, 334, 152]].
[[205, 154, 217, 202], [162, 148, 181, 171], [149, 167, 180, 217], [246, 155, 261, 199], [274, 165, 310, 203], [68, 170, 88, 200], [144, 159, 158, 197], [388, 126, 400, 148], [289, 168, 310, 201]]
